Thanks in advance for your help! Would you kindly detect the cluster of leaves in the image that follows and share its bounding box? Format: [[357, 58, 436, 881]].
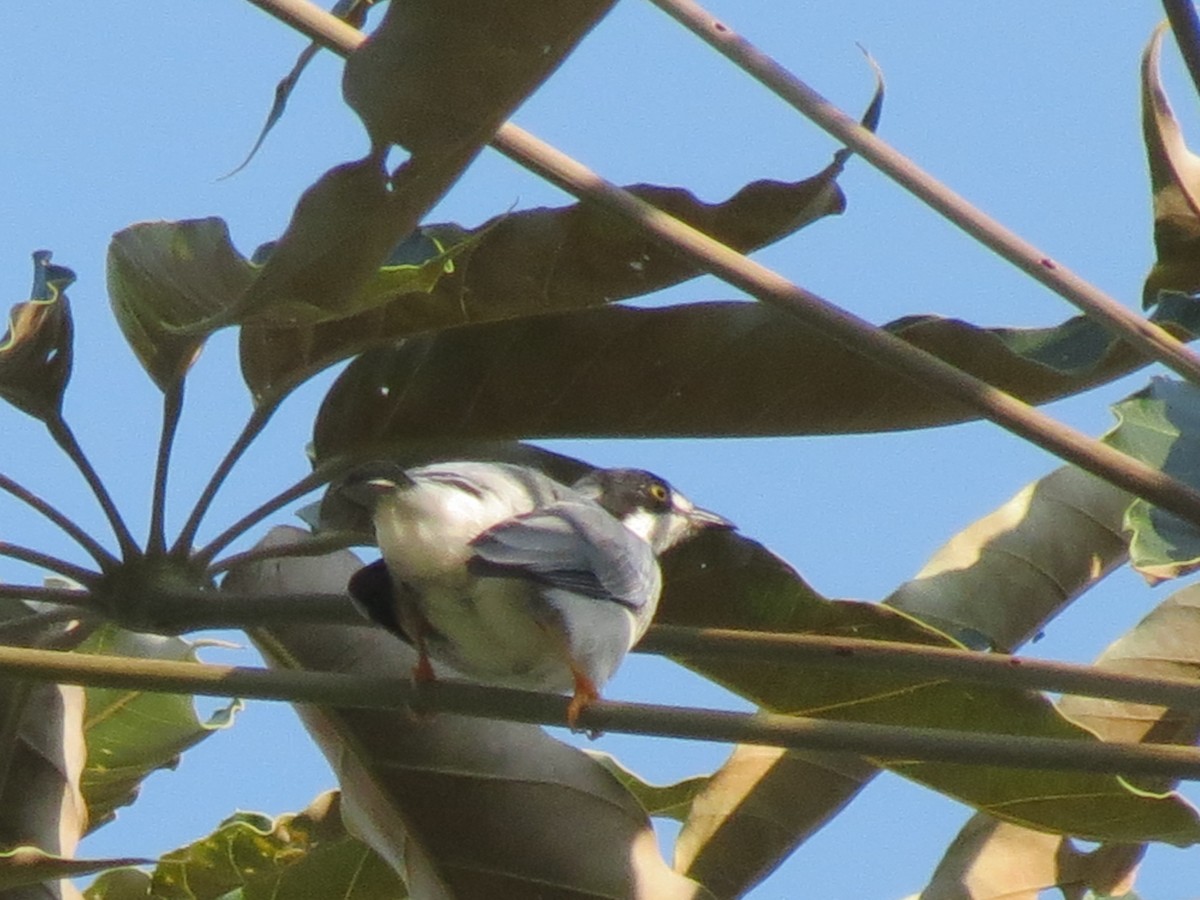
[[5, 4, 1200, 900]]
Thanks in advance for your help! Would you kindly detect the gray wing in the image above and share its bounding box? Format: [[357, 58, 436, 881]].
[[468, 501, 660, 612]]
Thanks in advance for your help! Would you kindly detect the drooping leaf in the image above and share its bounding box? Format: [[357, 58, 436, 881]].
[[107, 219, 255, 391], [656, 532, 1200, 844], [241, 160, 847, 406], [85, 792, 404, 900], [342, 0, 616, 158], [312, 296, 1200, 458], [224, 0, 378, 178], [1141, 26, 1200, 307], [1106, 377, 1200, 583], [0, 849, 147, 892], [0, 252, 75, 420], [225, 527, 710, 899], [78, 627, 241, 832]]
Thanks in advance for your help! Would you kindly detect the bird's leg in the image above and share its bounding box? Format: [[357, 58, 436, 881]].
[[411, 627, 436, 683], [566, 666, 600, 733]]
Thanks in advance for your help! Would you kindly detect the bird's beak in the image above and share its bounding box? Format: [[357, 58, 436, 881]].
[[336, 464, 413, 509], [689, 505, 735, 531]]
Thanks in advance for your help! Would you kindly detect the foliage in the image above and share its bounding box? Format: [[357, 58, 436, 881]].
[[3, 3, 1200, 899]]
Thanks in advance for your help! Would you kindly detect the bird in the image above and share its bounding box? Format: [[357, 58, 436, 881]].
[[340, 460, 732, 728]]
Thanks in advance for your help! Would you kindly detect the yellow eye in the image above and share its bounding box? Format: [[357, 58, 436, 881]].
[[649, 483, 669, 502]]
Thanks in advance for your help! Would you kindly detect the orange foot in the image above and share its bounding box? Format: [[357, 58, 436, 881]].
[[566, 668, 600, 732], [412, 650, 436, 683]]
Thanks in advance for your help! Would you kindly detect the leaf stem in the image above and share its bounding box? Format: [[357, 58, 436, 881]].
[[0, 584, 93, 606], [1164, 0, 1200, 103], [246, 0, 1200, 537], [0, 474, 116, 570], [147, 380, 185, 556], [646, 0, 1200, 386], [207, 529, 361, 575], [171, 402, 278, 556], [191, 462, 345, 568], [3, 643, 1200, 779], [45, 416, 140, 561], [0, 543, 100, 586]]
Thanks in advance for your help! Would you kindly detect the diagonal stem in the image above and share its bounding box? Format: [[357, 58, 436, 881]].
[[646, 0, 1200, 386], [0, 474, 116, 569], [207, 530, 362, 575], [172, 402, 279, 557], [1164, 0, 1200, 104], [147, 380, 185, 556], [45, 416, 140, 561], [246, 0, 1200, 529], [0, 542, 100, 586]]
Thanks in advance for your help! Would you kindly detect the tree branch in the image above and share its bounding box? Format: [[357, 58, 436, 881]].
[[2, 643, 1200, 779], [648, 0, 1200, 387], [244, 0, 1200, 540]]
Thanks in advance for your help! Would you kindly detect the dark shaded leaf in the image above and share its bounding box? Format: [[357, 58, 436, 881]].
[[656, 531, 1200, 844], [343, 0, 616, 158], [588, 753, 709, 822], [1106, 377, 1200, 583], [313, 297, 1200, 456], [1141, 26, 1200, 307], [107, 219, 255, 391], [0, 252, 74, 420]]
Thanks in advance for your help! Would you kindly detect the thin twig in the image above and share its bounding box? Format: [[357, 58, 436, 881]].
[[647, 0, 1200, 387], [193, 463, 346, 568], [2, 643, 1200, 778], [207, 530, 362, 575], [147, 380, 185, 556], [0, 543, 100, 586], [45, 417, 140, 561], [244, 0, 1200, 537], [1164, 0, 1200, 103], [172, 403, 278, 556], [0, 474, 116, 569]]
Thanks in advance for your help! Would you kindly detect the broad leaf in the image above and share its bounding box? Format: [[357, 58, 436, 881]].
[[1106, 377, 1200, 583], [587, 752, 709, 822], [0, 252, 75, 421], [107, 219, 254, 391], [78, 628, 241, 832], [343, 0, 616, 158], [313, 297, 1200, 455], [225, 527, 710, 899], [1141, 26, 1200, 307], [0, 849, 146, 892], [84, 792, 403, 900]]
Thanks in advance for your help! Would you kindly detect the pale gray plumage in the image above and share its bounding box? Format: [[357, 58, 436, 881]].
[[343, 460, 732, 726]]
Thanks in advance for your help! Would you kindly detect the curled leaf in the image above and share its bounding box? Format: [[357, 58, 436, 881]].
[[0, 252, 75, 420]]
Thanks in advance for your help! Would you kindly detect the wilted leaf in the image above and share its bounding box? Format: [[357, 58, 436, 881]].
[[78, 627, 241, 832], [312, 296, 1200, 457], [0, 252, 75, 421], [1106, 377, 1200, 583], [107, 219, 255, 391], [94, 791, 404, 900], [1141, 26, 1200, 307], [343, 0, 615, 158], [656, 532, 1200, 844], [225, 527, 710, 899], [0, 849, 147, 892]]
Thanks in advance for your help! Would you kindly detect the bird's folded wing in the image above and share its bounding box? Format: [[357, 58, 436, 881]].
[[469, 501, 660, 611]]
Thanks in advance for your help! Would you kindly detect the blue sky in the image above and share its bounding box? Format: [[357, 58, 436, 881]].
[[1, 2, 1195, 896]]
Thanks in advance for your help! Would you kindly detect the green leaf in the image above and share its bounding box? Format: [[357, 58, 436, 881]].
[[79, 627, 241, 833], [587, 752, 709, 822], [0, 847, 147, 891], [107, 218, 255, 391], [657, 532, 1200, 844], [1141, 26, 1200, 307], [88, 792, 405, 900], [0, 251, 75, 420], [312, 297, 1200, 458], [343, 0, 615, 158], [1106, 377, 1200, 583]]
